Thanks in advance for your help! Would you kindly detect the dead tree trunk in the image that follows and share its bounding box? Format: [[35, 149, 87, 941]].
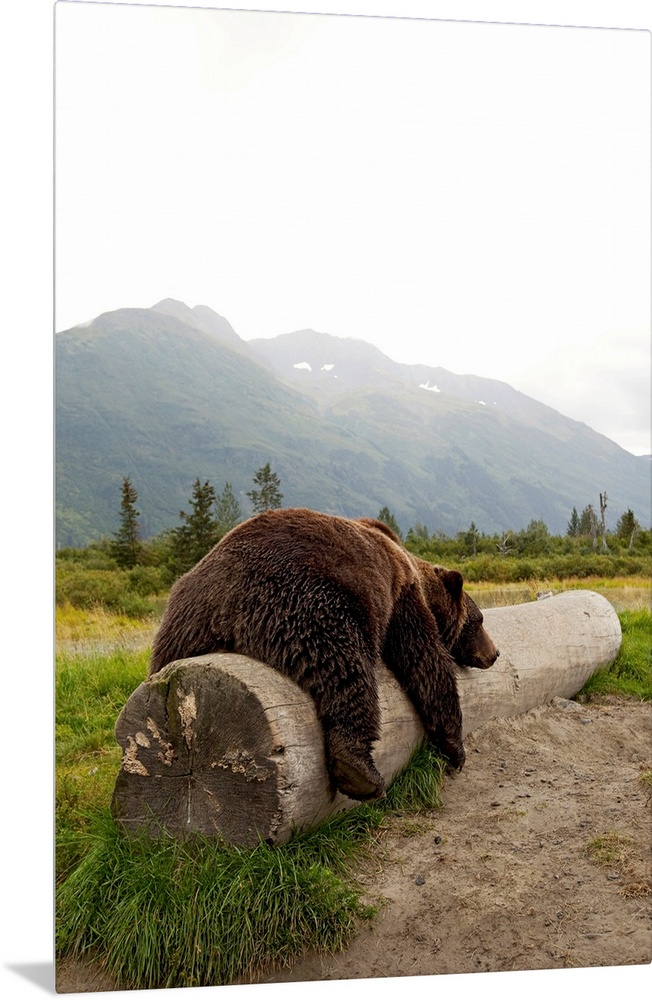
[[599, 491, 609, 551], [111, 590, 621, 847]]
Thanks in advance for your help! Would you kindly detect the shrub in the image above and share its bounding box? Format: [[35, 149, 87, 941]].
[[126, 565, 167, 597], [55, 566, 157, 618], [56, 540, 117, 571]]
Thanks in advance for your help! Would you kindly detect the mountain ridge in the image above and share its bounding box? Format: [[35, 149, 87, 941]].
[[248, 327, 621, 448], [55, 301, 650, 547]]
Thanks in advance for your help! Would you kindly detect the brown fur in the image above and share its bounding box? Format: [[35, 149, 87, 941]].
[[149, 508, 499, 800]]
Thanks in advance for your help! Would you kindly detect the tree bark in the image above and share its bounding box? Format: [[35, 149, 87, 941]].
[[112, 590, 621, 847]]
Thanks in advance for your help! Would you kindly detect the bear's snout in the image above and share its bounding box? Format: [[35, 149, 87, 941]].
[[472, 632, 500, 669], [450, 608, 500, 670], [477, 644, 499, 669]]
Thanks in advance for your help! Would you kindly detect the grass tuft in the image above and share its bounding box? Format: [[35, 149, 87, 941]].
[[584, 830, 652, 899], [57, 808, 376, 988], [56, 701, 446, 989], [585, 831, 634, 866]]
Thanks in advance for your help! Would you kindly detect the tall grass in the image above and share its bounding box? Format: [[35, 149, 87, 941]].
[[57, 810, 371, 988], [467, 575, 651, 612], [56, 647, 149, 762], [56, 602, 158, 651], [56, 739, 444, 989], [56, 647, 150, 879]]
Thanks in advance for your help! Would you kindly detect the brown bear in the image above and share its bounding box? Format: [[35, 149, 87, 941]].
[[149, 508, 499, 801]]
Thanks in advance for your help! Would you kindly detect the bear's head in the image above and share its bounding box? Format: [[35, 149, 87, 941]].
[[450, 590, 500, 670], [415, 560, 499, 670]]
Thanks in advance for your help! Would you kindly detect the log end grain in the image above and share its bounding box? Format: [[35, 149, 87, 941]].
[[111, 654, 331, 847]]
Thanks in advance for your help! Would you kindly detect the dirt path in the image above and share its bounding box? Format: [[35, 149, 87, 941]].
[[252, 696, 652, 983], [56, 697, 651, 992]]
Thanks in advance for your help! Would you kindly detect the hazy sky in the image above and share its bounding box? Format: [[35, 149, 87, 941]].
[[54, 1, 650, 455]]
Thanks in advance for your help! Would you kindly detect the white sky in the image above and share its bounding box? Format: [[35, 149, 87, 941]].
[[53, 1, 650, 455]]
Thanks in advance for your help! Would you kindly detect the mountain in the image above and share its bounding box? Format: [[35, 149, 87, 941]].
[[55, 301, 650, 547], [151, 299, 242, 348]]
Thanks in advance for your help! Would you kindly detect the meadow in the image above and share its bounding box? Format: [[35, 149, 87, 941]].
[[55, 575, 650, 989]]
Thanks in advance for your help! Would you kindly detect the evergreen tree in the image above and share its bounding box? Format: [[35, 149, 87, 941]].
[[111, 476, 142, 568], [172, 479, 219, 574], [567, 507, 581, 537], [615, 509, 639, 550], [247, 463, 283, 513], [377, 506, 403, 540], [579, 504, 598, 538], [579, 504, 600, 549], [462, 521, 479, 557], [215, 482, 242, 536]]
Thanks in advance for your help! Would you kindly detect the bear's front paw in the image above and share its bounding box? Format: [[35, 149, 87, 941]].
[[428, 725, 466, 771], [444, 745, 466, 773], [431, 730, 465, 771]]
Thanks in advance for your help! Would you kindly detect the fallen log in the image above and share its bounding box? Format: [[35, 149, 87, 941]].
[[111, 590, 621, 847]]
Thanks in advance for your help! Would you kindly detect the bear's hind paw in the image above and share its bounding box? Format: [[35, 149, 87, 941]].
[[330, 753, 386, 802]]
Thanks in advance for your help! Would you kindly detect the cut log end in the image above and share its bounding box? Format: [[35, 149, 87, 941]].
[[112, 654, 332, 847], [111, 590, 621, 846]]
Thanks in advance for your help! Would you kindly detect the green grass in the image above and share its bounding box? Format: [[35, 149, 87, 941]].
[[56, 647, 149, 762], [579, 609, 652, 701], [55, 643, 446, 988], [56, 647, 151, 879], [585, 831, 634, 866], [57, 811, 370, 988], [56, 738, 444, 989]]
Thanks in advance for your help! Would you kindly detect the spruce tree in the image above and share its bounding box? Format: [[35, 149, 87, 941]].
[[215, 482, 242, 536], [172, 479, 219, 574], [112, 476, 142, 568], [579, 504, 598, 538], [247, 464, 283, 514], [567, 507, 581, 537], [615, 509, 639, 550], [377, 506, 403, 540], [463, 521, 479, 557], [517, 518, 550, 555]]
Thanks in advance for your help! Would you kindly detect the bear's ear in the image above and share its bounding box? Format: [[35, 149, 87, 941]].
[[440, 569, 464, 603]]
